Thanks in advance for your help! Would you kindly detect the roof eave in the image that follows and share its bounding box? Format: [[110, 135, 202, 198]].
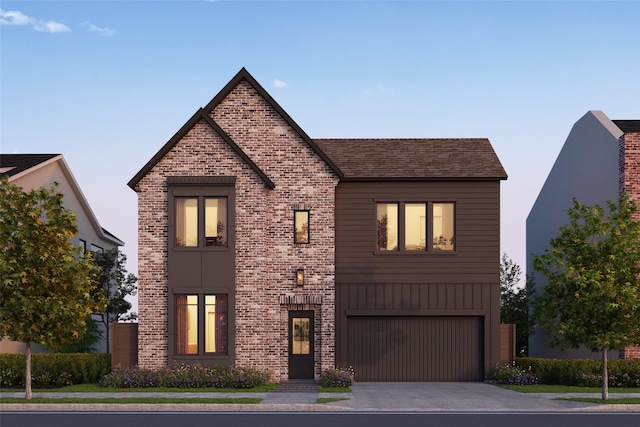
[[339, 175, 508, 182]]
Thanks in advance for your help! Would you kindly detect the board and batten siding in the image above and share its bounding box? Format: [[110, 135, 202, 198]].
[[347, 316, 483, 381], [334, 180, 502, 380]]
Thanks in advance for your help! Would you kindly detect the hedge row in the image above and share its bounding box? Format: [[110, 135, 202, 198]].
[[0, 353, 111, 387], [515, 357, 640, 387], [100, 364, 271, 389]]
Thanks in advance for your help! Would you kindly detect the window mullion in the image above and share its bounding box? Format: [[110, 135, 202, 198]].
[[199, 196, 205, 248], [398, 202, 405, 252], [427, 202, 434, 251]]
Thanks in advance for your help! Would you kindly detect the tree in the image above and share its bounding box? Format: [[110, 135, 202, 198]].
[[532, 195, 640, 401], [499, 253, 534, 356], [0, 176, 106, 399], [91, 248, 137, 353], [43, 316, 102, 353]]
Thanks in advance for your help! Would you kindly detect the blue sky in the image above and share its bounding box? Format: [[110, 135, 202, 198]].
[[2, 1, 640, 301]]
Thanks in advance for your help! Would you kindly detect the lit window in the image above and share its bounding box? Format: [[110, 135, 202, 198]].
[[205, 198, 227, 246], [294, 210, 310, 244], [433, 203, 455, 250], [405, 203, 426, 250], [176, 198, 198, 247], [377, 203, 398, 250], [176, 295, 198, 355], [175, 197, 227, 248], [176, 294, 228, 356], [376, 202, 455, 252]]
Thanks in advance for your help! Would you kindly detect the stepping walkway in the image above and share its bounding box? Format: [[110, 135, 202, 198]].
[[272, 380, 320, 393]]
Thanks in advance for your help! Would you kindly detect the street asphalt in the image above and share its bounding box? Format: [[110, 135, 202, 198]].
[[2, 382, 640, 412]]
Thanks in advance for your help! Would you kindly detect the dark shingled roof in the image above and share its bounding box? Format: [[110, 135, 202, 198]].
[[613, 120, 640, 134], [314, 139, 507, 180], [0, 154, 59, 177]]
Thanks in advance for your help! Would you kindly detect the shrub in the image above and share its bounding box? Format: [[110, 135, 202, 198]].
[[494, 362, 540, 385], [516, 357, 640, 387], [320, 366, 355, 388], [100, 364, 271, 389], [0, 353, 111, 387]]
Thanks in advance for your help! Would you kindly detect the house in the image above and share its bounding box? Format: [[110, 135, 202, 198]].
[[0, 154, 124, 353], [527, 111, 640, 359], [128, 68, 508, 381]]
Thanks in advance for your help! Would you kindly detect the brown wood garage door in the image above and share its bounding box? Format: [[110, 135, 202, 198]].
[[347, 316, 483, 382]]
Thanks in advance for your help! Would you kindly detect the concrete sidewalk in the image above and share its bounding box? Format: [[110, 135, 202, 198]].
[[2, 382, 640, 412]]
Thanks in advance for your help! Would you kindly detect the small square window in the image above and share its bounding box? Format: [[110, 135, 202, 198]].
[[294, 210, 310, 244]]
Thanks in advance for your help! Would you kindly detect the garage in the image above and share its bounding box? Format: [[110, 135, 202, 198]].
[[347, 316, 484, 382]]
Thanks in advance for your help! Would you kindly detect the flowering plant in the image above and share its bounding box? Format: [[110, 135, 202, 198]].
[[100, 364, 271, 388], [494, 362, 540, 385], [320, 366, 355, 388]]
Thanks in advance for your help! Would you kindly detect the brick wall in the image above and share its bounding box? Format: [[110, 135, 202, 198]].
[[134, 78, 338, 377], [618, 131, 640, 360]]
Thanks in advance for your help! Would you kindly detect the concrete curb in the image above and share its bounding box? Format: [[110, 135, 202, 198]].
[[2, 402, 640, 413]]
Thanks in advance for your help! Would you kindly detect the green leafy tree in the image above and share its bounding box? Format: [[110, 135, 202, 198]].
[[0, 176, 106, 399], [532, 195, 640, 400], [499, 254, 534, 356], [43, 316, 102, 353], [91, 248, 137, 353]]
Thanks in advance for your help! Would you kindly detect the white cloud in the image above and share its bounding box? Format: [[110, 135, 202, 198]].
[[273, 79, 288, 88], [34, 20, 71, 34], [0, 9, 70, 33], [0, 9, 32, 26], [82, 22, 116, 37]]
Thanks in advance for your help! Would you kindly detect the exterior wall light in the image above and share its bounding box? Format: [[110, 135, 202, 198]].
[[296, 269, 305, 286]]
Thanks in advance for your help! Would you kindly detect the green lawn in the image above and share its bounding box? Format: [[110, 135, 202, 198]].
[[496, 384, 640, 394], [316, 397, 350, 404], [1, 383, 278, 393], [0, 397, 262, 404]]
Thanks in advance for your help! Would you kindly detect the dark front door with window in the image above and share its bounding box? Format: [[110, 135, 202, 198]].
[[288, 311, 314, 379]]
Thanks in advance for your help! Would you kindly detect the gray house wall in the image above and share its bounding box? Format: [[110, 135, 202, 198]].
[[0, 155, 123, 354], [526, 110, 622, 359]]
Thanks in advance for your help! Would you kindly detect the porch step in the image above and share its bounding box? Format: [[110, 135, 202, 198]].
[[272, 380, 320, 393]]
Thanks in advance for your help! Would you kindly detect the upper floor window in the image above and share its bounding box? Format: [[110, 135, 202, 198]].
[[377, 203, 398, 251], [376, 202, 455, 252], [433, 203, 455, 251], [294, 210, 310, 244], [205, 198, 227, 247], [175, 197, 227, 248], [90, 244, 104, 254], [176, 198, 198, 247], [405, 203, 426, 250]]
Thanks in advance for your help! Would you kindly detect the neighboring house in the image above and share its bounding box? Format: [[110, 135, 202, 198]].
[[128, 68, 508, 381], [0, 154, 124, 354], [527, 111, 640, 359]]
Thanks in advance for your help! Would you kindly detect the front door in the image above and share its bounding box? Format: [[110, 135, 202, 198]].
[[288, 310, 314, 379]]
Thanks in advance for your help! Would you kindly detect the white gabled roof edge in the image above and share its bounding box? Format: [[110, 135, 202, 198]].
[[8, 154, 124, 247]]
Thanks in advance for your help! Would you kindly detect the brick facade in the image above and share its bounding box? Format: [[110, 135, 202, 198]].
[[618, 131, 640, 360], [133, 77, 338, 378]]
